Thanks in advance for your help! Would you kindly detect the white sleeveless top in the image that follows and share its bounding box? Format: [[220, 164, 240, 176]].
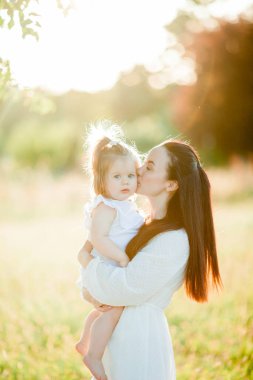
[[79, 194, 144, 288]]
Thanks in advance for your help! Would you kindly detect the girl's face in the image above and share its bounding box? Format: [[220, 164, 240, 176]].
[[105, 156, 138, 200], [137, 146, 171, 197]]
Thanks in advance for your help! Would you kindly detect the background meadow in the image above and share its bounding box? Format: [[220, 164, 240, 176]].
[[1, 0, 253, 379], [0, 166, 252, 380]]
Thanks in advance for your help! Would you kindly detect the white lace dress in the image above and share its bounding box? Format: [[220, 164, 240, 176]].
[[83, 229, 190, 380], [79, 194, 144, 289]]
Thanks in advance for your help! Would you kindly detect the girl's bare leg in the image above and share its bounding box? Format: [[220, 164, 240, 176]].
[[83, 306, 124, 380], [75, 309, 101, 356]]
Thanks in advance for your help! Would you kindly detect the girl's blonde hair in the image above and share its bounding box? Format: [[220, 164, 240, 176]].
[[84, 121, 140, 196]]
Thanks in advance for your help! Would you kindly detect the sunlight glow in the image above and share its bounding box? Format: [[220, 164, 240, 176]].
[[0, 0, 252, 93], [0, 0, 182, 93]]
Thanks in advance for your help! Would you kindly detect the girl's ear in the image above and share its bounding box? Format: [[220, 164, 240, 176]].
[[166, 180, 179, 192]]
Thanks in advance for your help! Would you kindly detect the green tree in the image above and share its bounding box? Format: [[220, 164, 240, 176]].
[[0, 0, 41, 99], [171, 18, 253, 160], [0, 0, 72, 100]]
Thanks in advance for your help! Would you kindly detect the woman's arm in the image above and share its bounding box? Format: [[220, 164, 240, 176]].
[[82, 230, 189, 307], [90, 203, 129, 267]]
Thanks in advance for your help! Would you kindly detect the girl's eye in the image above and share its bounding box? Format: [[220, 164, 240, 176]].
[[128, 174, 136, 178], [146, 166, 151, 171], [114, 175, 120, 179]]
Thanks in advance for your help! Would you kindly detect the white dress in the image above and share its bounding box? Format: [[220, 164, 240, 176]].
[[79, 194, 144, 288], [83, 228, 190, 380]]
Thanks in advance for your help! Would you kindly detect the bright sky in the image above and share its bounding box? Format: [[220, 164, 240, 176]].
[[0, 0, 252, 94]]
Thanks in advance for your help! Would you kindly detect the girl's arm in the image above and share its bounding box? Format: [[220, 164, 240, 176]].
[[90, 202, 129, 267], [77, 240, 93, 266]]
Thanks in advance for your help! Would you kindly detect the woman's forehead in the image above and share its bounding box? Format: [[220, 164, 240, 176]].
[[147, 146, 170, 165]]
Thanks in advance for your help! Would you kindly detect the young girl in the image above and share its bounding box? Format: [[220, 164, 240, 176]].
[[76, 124, 144, 380]]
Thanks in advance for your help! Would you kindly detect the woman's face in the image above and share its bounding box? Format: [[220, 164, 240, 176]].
[[137, 145, 171, 197]]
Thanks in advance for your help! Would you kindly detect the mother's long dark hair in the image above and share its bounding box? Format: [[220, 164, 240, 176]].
[[125, 139, 222, 302]]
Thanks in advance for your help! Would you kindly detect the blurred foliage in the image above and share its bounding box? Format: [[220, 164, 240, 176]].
[[171, 18, 253, 159], [0, 0, 72, 102], [4, 119, 79, 171], [0, 64, 179, 171], [0, 0, 72, 37], [0, 59, 12, 101], [0, 1, 41, 101], [187, 0, 213, 4], [0, 0, 41, 39], [1, 2, 253, 171]]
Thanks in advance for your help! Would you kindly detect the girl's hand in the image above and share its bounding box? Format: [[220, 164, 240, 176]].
[[95, 305, 113, 312], [83, 240, 93, 253], [119, 256, 130, 267]]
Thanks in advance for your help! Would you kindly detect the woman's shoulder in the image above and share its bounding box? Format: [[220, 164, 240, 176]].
[[161, 228, 188, 241], [145, 229, 189, 255]]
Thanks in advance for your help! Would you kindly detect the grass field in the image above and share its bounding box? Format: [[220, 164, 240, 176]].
[[0, 167, 252, 380]]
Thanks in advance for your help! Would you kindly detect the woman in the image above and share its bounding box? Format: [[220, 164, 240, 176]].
[[79, 139, 222, 380]]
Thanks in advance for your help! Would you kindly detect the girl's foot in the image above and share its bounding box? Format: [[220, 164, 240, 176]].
[[83, 353, 107, 380], [75, 341, 86, 356]]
